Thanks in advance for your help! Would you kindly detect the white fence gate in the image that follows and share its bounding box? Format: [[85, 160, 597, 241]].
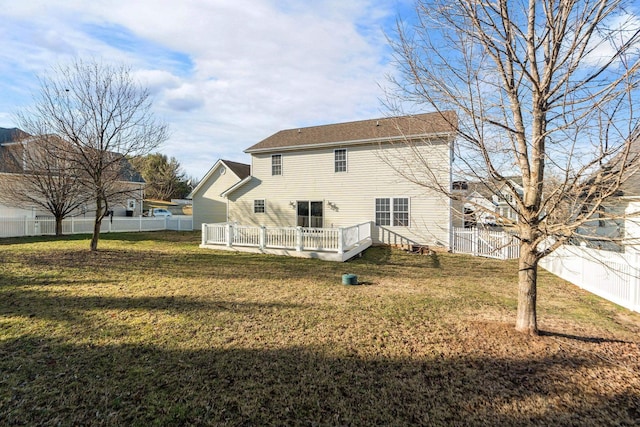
[[451, 227, 520, 260], [540, 245, 640, 313]]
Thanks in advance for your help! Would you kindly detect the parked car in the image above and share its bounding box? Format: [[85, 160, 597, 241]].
[[150, 208, 172, 217]]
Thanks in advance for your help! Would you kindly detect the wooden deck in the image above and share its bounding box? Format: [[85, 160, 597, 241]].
[[200, 222, 373, 262]]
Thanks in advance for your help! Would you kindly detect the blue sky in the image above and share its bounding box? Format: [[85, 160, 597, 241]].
[[0, 0, 415, 178]]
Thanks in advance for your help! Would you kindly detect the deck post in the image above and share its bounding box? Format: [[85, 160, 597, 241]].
[[201, 224, 206, 245], [226, 223, 233, 247], [260, 226, 266, 249], [338, 227, 344, 254], [296, 226, 303, 252]]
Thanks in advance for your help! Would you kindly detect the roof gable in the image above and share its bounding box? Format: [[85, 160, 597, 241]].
[[188, 159, 251, 198], [245, 111, 457, 153]]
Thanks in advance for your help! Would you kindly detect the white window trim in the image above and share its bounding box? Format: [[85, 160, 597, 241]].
[[271, 154, 283, 176], [334, 148, 347, 173], [374, 197, 411, 227], [254, 199, 266, 214]]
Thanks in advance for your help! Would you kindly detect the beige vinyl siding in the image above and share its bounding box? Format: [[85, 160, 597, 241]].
[[192, 166, 241, 229], [228, 139, 452, 247]]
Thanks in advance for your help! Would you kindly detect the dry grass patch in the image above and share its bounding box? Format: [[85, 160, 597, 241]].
[[1, 231, 639, 425]]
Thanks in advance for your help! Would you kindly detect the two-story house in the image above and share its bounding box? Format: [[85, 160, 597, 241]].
[[191, 111, 456, 249], [0, 129, 145, 218]]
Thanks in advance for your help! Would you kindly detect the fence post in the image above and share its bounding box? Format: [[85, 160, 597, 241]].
[[260, 226, 266, 249], [201, 224, 206, 245], [296, 226, 303, 252], [226, 223, 233, 247], [632, 252, 640, 312], [579, 244, 587, 289], [501, 232, 507, 260], [473, 227, 478, 256], [338, 227, 344, 254]]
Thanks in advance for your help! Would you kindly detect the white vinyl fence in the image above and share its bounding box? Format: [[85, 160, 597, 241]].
[[451, 227, 520, 260], [0, 216, 193, 239], [540, 245, 640, 313]]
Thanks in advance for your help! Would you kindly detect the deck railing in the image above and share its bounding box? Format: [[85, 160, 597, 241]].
[[202, 222, 372, 254]]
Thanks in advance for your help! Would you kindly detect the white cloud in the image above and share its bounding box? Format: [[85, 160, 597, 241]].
[[582, 12, 640, 67], [133, 69, 182, 95], [0, 0, 400, 178]]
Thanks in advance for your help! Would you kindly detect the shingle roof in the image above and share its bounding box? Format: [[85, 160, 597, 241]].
[[588, 137, 640, 198], [222, 159, 250, 179], [245, 111, 457, 153], [1, 134, 144, 184], [0, 127, 29, 144], [0, 144, 22, 173], [618, 138, 640, 197]]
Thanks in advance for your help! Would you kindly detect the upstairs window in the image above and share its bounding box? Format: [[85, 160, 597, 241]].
[[334, 149, 347, 173], [254, 199, 265, 214], [375, 197, 410, 226], [271, 154, 282, 176]]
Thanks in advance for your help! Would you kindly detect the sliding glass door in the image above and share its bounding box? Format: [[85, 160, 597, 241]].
[[297, 201, 323, 228]]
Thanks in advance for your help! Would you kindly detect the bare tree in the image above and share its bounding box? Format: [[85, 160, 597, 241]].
[[388, 0, 640, 334], [17, 60, 168, 250], [0, 134, 90, 235]]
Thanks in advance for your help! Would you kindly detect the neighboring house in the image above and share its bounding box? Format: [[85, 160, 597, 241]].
[[193, 112, 456, 247], [625, 201, 640, 252], [0, 128, 145, 217], [189, 159, 251, 228], [451, 178, 523, 228], [576, 139, 640, 250]]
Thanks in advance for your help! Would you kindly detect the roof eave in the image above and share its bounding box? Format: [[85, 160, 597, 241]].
[[244, 132, 455, 154], [221, 175, 252, 198]]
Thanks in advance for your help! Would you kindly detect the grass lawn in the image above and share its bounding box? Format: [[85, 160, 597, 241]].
[[1, 231, 639, 426]]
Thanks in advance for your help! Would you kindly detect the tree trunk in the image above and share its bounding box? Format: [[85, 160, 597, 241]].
[[515, 242, 539, 334], [55, 217, 63, 236], [91, 199, 103, 251]]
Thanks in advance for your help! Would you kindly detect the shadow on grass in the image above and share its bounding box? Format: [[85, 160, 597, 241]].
[[1, 336, 638, 426], [353, 245, 443, 269], [0, 290, 308, 322], [355, 245, 393, 265], [0, 233, 91, 245], [0, 230, 201, 246], [539, 330, 632, 344], [8, 245, 359, 284]]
